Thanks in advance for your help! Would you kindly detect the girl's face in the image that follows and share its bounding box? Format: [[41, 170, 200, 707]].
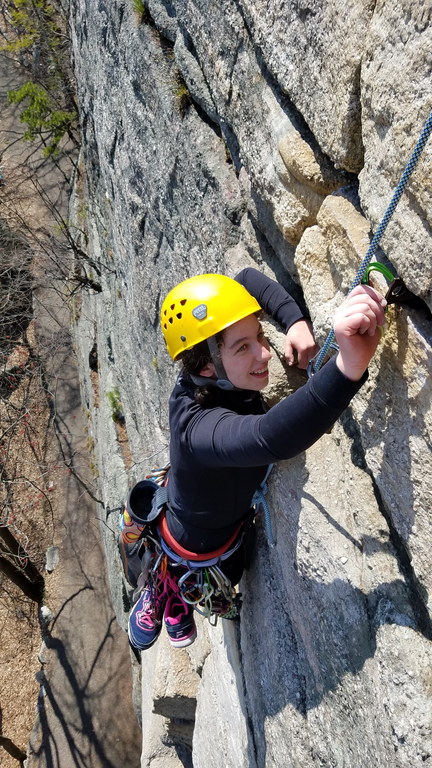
[[201, 314, 272, 391]]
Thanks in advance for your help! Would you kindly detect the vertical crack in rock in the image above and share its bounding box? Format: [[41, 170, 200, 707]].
[[234, 0, 354, 166], [235, 615, 260, 768]]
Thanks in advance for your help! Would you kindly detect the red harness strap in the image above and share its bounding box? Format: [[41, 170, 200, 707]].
[[158, 511, 242, 562]]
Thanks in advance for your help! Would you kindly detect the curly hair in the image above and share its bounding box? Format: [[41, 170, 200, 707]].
[[179, 334, 224, 406]]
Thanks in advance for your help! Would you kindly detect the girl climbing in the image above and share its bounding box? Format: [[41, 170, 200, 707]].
[[125, 267, 386, 651]]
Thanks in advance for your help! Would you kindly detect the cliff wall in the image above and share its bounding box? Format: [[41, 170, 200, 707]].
[[68, 1, 432, 766]]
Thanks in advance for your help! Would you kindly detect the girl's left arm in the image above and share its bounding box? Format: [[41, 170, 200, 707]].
[[284, 319, 319, 369], [235, 267, 318, 369]]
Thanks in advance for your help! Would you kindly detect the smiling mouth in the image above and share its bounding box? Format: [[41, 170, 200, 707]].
[[250, 368, 268, 377]]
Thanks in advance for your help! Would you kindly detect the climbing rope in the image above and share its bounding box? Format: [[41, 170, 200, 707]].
[[311, 108, 432, 374], [252, 482, 275, 548]]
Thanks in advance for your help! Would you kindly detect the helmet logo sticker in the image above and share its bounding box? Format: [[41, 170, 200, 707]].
[[192, 304, 207, 321]]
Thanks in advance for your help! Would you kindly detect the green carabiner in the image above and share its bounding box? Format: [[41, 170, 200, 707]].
[[361, 262, 396, 285]]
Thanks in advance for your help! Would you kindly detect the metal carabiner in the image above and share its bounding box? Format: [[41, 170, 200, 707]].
[[189, 582, 214, 617], [151, 550, 164, 576], [209, 565, 234, 600], [178, 567, 203, 591], [362, 262, 425, 310], [179, 569, 214, 607], [307, 342, 340, 378], [361, 262, 396, 286]]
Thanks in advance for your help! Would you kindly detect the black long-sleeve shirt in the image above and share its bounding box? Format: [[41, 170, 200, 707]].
[[166, 268, 365, 551]]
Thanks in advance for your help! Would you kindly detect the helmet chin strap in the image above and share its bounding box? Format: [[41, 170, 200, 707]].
[[190, 373, 234, 391], [206, 335, 235, 390], [191, 335, 235, 391]]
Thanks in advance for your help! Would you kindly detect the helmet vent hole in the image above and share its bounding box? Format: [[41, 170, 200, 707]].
[[176, 312, 182, 319], [168, 317, 173, 324], [180, 299, 187, 306], [170, 304, 175, 310]]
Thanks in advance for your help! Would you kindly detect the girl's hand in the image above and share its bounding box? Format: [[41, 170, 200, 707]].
[[334, 285, 387, 380], [285, 319, 319, 369]]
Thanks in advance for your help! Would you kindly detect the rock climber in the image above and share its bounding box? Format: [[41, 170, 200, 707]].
[[126, 267, 386, 650]]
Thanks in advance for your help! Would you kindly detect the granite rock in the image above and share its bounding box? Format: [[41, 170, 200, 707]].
[[69, 1, 432, 765]]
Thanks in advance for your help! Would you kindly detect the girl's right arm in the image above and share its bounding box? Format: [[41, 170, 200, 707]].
[[334, 285, 386, 381]]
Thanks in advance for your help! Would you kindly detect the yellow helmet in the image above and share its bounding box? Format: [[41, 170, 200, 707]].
[[160, 274, 261, 360]]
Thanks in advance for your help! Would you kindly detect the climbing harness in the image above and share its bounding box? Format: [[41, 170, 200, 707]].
[[155, 510, 245, 621], [119, 461, 275, 622], [158, 511, 245, 566], [309, 108, 432, 375]]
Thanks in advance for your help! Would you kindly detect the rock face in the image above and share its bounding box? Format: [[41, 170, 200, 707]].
[[69, 1, 432, 766]]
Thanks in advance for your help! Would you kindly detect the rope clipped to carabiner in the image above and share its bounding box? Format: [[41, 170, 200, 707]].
[[252, 464, 276, 547], [309, 108, 432, 375]]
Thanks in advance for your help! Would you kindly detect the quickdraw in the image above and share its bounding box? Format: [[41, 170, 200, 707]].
[[309, 108, 432, 375], [362, 262, 426, 310]]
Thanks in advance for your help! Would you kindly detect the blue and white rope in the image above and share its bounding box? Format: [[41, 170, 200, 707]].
[[252, 464, 276, 547], [312, 109, 432, 373]]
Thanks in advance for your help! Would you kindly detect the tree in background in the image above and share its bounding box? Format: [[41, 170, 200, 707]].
[[0, 0, 79, 157], [0, 220, 46, 604]]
